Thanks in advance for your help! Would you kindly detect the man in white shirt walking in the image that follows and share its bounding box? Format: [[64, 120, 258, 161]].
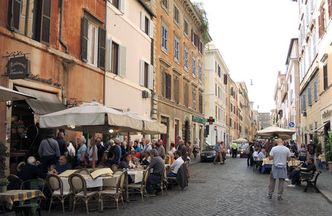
[[268, 138, 291, 201]]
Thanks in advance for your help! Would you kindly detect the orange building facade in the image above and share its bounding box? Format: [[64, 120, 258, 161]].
[[0, 0, 106, 173]]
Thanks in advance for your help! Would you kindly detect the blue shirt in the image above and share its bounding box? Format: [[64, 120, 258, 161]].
[[77, 144, 87, 161]]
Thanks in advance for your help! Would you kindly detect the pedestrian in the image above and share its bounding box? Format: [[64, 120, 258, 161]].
[[214, 141, 222, 165], [247, 142, 254, 166], [231, 142, 238, 158], [268, 138, 291, 201], [38, 128, 60, 173], [55, 129, 67, 156]]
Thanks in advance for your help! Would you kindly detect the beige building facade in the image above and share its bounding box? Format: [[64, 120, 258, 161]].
[[105, 0, 155, 119], [204, 44, 228, 145]]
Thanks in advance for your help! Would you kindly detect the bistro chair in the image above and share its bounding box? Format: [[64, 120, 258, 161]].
[[68, 173, 98, 214], [16, 161, 26, 173], [7, 174, 23, 190], [18, 178, 45, 216], [46, 174, 72, 213], [127, 169, 149, 201], [99, 170, 126, 211], [160, 167, 168, 196]]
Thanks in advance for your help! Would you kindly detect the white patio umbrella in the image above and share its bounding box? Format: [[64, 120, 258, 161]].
[[256, 125, 296, 139], [0, 85, 36, 102], [39, 102, 143, 133], [124, 112, 167, 134], [232, 138, 248, 143]]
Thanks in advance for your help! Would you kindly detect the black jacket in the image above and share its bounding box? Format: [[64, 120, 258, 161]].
[[18, 163, 47, 181]]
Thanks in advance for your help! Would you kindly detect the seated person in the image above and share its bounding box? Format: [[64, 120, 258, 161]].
[[253, 147, 265, 160], [288, 158, 316, 187], [55, 155, 72, 174], [141, 151, 151, 166], [146, 149, 165, 195], [130, 150, 140, 165], [168, 151, 184, 177], [18, 156, 56, 181], [119, 153, 136, 169]]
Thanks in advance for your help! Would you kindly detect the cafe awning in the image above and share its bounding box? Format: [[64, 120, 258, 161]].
[[15, 86, 66, 115], [0, 85, 36, 102]]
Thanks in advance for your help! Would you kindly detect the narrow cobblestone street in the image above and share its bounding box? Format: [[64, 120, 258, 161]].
[[49, 158, 332, 216]]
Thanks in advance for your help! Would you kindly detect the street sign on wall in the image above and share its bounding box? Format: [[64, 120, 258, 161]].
[[288, 122, 295, 128]]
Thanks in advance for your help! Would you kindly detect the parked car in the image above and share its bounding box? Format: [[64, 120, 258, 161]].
[[200, 144, 216, 162], [239, 143, 249, 158]]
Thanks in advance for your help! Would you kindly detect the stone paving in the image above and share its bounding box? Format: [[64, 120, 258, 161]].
[[48, 158, 332, 215]]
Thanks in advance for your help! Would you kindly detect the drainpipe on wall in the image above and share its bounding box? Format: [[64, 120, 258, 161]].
[[59, 0, 68, 53], [103, 0, 107, 105]]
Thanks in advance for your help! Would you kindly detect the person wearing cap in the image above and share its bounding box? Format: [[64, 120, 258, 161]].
[[146, 149, 165, 195]]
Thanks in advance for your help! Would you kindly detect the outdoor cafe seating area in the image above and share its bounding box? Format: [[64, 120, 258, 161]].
[[0, 163, 182, 215]]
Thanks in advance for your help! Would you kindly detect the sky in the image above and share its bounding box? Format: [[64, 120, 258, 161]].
[[193, 0, 299, 112]]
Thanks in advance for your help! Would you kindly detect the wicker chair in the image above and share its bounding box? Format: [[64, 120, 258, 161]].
[[7, 174, 23, 190], [16, 161, 26, 172], [127, 170, 149, 201], [68, 173, 98, 214], [46, 174, 72, 213], [99, 170, 126, 211], [18, 178, 45, 216]]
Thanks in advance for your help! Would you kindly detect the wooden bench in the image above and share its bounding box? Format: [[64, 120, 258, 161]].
[[300, 170, 321, 192]]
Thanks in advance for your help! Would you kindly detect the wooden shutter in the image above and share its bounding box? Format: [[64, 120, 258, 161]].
[[105, 37, 113, 72], [98, 27, 106, 69], [119, 0, 125, 13], [40, 0, 51, 43], [80, 17, 89, 62], [118, 46, 126, 77], [314, 80, 318, 102], [7, 0, 21, 31], [140, 12, 145, 31], [149, 20, 154, 38], [162, 72, 166, 97], [139, 60, 145, 86], [148, 65, 153, 90], [166, 73, 171, 99]]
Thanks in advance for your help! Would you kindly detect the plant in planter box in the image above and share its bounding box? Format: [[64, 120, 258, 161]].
[[0, 141, 9, 192], [326, 133, 332, 162]]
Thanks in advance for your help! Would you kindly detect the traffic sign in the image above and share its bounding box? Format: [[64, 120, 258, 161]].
[[288, 122, 295, 128]]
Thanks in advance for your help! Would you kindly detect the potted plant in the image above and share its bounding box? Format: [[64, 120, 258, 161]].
[[325, 132, 332, 172], [0, 141, 9, 192]]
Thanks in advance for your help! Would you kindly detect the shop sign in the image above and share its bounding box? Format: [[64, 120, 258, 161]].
[[7, 55, 30, 79], [192, 116, 206, 124]]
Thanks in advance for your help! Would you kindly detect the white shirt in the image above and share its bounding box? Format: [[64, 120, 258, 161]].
[[67, 142, 76, 157], [170, 157, 184, 174]]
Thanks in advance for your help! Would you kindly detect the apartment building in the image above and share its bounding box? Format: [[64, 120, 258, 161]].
[[204, 44, 228, 145], [153, 0, 210, 148], [1, 0, 106, 173]]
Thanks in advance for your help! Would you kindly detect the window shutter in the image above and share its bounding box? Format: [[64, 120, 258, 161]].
[[80, 17, 89, 62], [105, 37, 113, 72], [148, 65, 153, 90], [40, 0, 51, 43], [314, 80, 318, 102], [149, 20, 154, 38], [98, 27, 106, 69], [119, 0, 125, 13], [140, 12, 145, 31], [139, 60, 145, 86], [7, 0, 19, 31], [118, 46, 126, 77]]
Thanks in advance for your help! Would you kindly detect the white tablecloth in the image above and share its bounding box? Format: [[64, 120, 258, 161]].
[[127, 170, 143, 183]]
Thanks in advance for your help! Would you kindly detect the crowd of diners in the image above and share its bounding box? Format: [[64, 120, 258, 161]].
[[13, 129, 193, 196]]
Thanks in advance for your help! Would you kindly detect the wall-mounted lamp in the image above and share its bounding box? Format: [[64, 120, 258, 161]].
[[6, 100, 12, 108]]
